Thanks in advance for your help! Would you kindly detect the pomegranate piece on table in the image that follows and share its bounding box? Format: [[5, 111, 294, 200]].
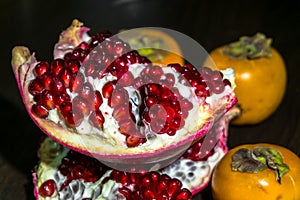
[[11, 19, 237, 171]]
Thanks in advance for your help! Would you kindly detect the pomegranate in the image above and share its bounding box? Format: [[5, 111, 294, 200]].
[[11, 19, 237, 171], [33, 107, 237, 199]]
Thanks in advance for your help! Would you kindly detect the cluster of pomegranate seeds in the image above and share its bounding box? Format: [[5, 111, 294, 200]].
[[169, 63, 231, 97], [182, 136, 215, 161], [28, 30, 150, 130], [105, 170, 192, 200], [57, 150, 109, 191]]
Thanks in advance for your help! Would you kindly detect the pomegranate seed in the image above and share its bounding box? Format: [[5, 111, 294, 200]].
[[50, 77, 65, 93], [89, 110, 105, 130], [148, 65, 163, 82], [69, 72, 85, 92], [38, 179, 56, 197], [59, 101, 73, 117], [50, 59, 65, 76], [80, 82, 94, 100], [63, 110, 84, 127], [164, 73, 175, 86], [112, 105, 130, 121], [67, 59, 80, 74], [58, 68, 72, 88], [176, 188, 193, 199], [93, 90, 103, 110], [28, 79, 44, 96], [38, 73, 53, 90], [72, 96, 91, 116], [110, 87, 129, 108], [40, 90, 55, 110], [102, 80, 116, 99], [144, 95, 158, 108], [31, 104, 48, 118], [223, 79, 231, 87], [167, 179, 182, 197], [126, 135, 143, 147], [118, 71, 134, 86], [34, 61, 49, 76]]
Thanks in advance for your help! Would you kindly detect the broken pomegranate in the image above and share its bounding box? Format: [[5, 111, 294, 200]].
[[11, 19, 237, 171], [33, 107, 236, 200]]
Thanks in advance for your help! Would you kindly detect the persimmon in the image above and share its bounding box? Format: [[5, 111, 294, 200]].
[[211, 143, 300, 200], [209, 33, 287, 125], [118, 28, 184, 66]]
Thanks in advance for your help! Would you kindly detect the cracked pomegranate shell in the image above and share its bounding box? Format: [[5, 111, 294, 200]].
[[11, 19, 237, 170]]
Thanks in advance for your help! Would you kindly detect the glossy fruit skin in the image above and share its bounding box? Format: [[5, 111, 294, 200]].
[[209, 46, 287, 125], [211, 143, 300, 200]]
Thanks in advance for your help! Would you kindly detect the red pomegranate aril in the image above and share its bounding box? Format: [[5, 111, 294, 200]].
[[102, 80, 116, 99], [72, 96, 90, 116], [126, 135, 143, 147], [38, 73, 53, 90], [145, 95, 158, 108], [80, 82, 94, 100], [211, 71, 223, 82], [112, 105, 130, 121], [34, 61, 49, 76], [164, 106, 176, 123], [150, 119, 165, 133], [70, 72, 85, 93], [28, 79, 44, 96], [167, 179, 183, 198], [40, 90, 55, 110], [110, 87, 129, 108], [54, 92, 70, 106], [50, 77, 65, 93], [145, 84, 160, 96], [32, 104, 48, 118], [89, 110, 105, 130], [180, 99, 193, 111], [195, 84, 210, 98], [176, 188, 193, 200], [149, 65, 163, 82], [59, 101, 73, 117], [67, 59, 80, 74], [118, 71, 134, 86], [169, 117, 182, 130], [223, 78, 231, 87], [212, 82, 225, 94], [93, 90, 103, 110], [70, 164, 84, 179], [58, 68, 72, 88], [164, 73, 175, 86], [39, 179, 56, 197], [118, 120, 135, 134], [64, 110, 84, 127], [50, 59, 65, 76]]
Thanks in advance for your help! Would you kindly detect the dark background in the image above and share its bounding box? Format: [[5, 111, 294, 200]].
[[1, 0, 299, 199]]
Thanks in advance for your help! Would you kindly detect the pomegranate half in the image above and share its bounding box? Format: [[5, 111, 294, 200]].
[[33, 106, 238, 199], [11, 19, 237, 171]]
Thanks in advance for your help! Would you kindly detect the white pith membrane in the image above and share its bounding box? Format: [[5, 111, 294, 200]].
[[11, 19, 237, 161]]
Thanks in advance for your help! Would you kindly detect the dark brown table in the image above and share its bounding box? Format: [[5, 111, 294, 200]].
[[1, 0, 299, 199]]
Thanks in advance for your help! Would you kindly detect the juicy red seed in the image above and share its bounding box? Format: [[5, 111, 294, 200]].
[[59, 101, 73, 117], [212, 82, 225, 94], [28, 79, 44, 95], [167, 179, 183, 197], [67, 59, 80, 74], [102, 80, 116, 99], [63, 52, 73, 61], [31, 104, 48, 118], [72, 96, 91, 116], [58, 68, 72, 88], [89, 110, 105, 130], [50, 59, 65, 76], [118, 71, 134, 86], [145, 96, 158, 108], [70, 72, 85, 92], [70, 164, 84, 179], [40, 90, 55, 110], [112, 105, 130, 121], [38, 73, 53, 90], [164, 106, 176, 123], [210, 71, 223, 82], [176, 188, 193, 199], [80, 82, 94, 100], [63, 110, 84, 127], [180, 99, 193, 111], [34, 61, 49, 76], [110, 88, 129, 108], [50, 77, 65, 93], [148, 65, 163, 82], [200, 67, 213, 78], [195, 84, 210, 97], [53, 92, 70, 106], [38, 179, 56, 197], [223, 79, 231, 87], [93, 90, 103, 110], [164, 73, 175, 86], [118, 119, 135, 134], [145, 84, 160, 96], [126, 135, 144, 147], [169, 117, 182, 130]]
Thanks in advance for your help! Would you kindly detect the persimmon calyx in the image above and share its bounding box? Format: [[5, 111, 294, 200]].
[[231, 147, 290, 184], [223, 32, 272, 59]]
